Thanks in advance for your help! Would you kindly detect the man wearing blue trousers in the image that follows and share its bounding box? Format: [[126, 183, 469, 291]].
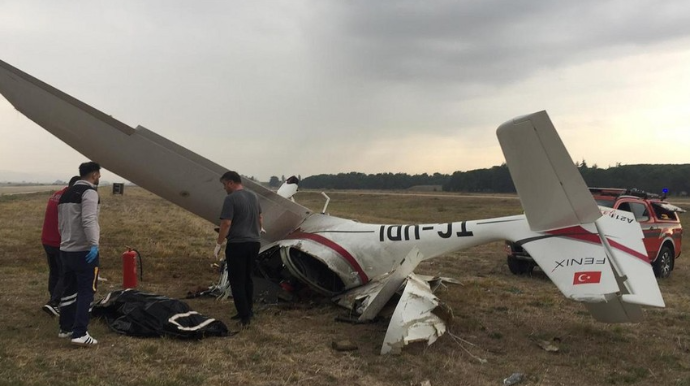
[[57, 161, 101, 346]]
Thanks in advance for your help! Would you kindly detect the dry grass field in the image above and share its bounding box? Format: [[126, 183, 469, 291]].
[[1, 187, 690, 386], [0, 185, 63, 195]]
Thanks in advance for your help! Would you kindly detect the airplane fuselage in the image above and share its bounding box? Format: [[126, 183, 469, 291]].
[[258, 212, 531, 295]]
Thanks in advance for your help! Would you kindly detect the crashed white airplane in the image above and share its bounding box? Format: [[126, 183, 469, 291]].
[[0, 59, 665, 354]]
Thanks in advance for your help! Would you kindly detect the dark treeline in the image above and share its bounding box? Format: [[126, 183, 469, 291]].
[[578, 163, 690, 195], [444, 164, 514, 192], [300, 172, 449, 190], [300, 163, 690, 195]]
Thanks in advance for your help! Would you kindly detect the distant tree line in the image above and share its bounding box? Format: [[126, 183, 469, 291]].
[[577, 162, 690, 196], [300, 172, 449, 190], [443, 164, 514, 193], [268, 175, 302, 188], [299, 163, 690, 196]]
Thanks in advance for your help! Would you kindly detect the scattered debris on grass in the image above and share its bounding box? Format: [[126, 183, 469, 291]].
[[503, 372, 525, 385], [536, 338, 560, 353], [331, 339, 359, 352], [447, 331, 487, 364]]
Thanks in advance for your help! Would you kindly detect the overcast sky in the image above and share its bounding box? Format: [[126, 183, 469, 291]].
[[1, 0, 690, 183]]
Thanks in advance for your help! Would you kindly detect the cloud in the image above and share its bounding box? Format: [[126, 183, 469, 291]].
[[319, 1, 690, 87], [1, 1, 690, 182]]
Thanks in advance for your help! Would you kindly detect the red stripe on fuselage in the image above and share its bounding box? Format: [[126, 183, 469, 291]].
[[285, 232, 369, 284], [546, 226, 648, 261]]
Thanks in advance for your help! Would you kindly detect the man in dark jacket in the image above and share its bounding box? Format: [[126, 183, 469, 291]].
[[57, 162, 101, 346]]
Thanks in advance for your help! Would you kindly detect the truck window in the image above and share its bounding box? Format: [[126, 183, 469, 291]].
[[629, 202, 649, 222], [652, 204, 679, 221], [617, 202, 631, 212], [616, 202, 649, 222]]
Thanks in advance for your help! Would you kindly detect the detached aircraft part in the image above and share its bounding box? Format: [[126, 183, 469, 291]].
[[0, 59, 667, 355], [355, 247, 424, 321], [277, 176, 299, 201], [381, 274, 447, 355]]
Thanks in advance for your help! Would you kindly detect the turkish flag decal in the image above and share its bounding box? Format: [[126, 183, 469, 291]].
[[573, 271, 602, 285]]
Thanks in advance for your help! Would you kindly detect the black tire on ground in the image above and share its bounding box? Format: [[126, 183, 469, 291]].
[[507, 255, 534, 275], [652, 245, 674, 278]]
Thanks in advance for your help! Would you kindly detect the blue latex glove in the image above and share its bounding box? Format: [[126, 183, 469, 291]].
[[85, 246, 99, 264]]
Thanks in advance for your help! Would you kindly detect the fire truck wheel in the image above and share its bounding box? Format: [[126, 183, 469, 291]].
[[652, 246, 674, 278], [507, 255, 534, 275]]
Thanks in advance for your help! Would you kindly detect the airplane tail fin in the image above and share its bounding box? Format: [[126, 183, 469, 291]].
[[497, 111, 602, 231], [497, 111, 664, 323]]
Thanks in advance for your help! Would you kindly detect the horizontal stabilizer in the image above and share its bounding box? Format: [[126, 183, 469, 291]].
[[518, 210, 663, 322], [520, 223, 621, 301], [594, 209, 664, 308], [583, 299, 644, 323], [497, 111, 601, 231]]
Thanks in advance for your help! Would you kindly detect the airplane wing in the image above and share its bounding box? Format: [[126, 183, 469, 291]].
[[0, 59, 311, 242]]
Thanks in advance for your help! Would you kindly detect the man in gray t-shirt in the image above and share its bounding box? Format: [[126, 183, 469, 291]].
[[214, 171, 263, 326], [219, 189, 261, 243]]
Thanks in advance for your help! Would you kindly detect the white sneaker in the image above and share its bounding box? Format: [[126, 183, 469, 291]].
[[71, 332, 98, 346], [58, 330, 72, 338], [42, 304, 60, 317]]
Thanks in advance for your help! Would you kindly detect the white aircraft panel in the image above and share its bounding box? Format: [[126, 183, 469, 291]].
[[497, 111, 601, 231]]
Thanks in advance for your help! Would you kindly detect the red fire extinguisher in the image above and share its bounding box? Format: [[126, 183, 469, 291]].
[[122, 248, 143, 289]]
